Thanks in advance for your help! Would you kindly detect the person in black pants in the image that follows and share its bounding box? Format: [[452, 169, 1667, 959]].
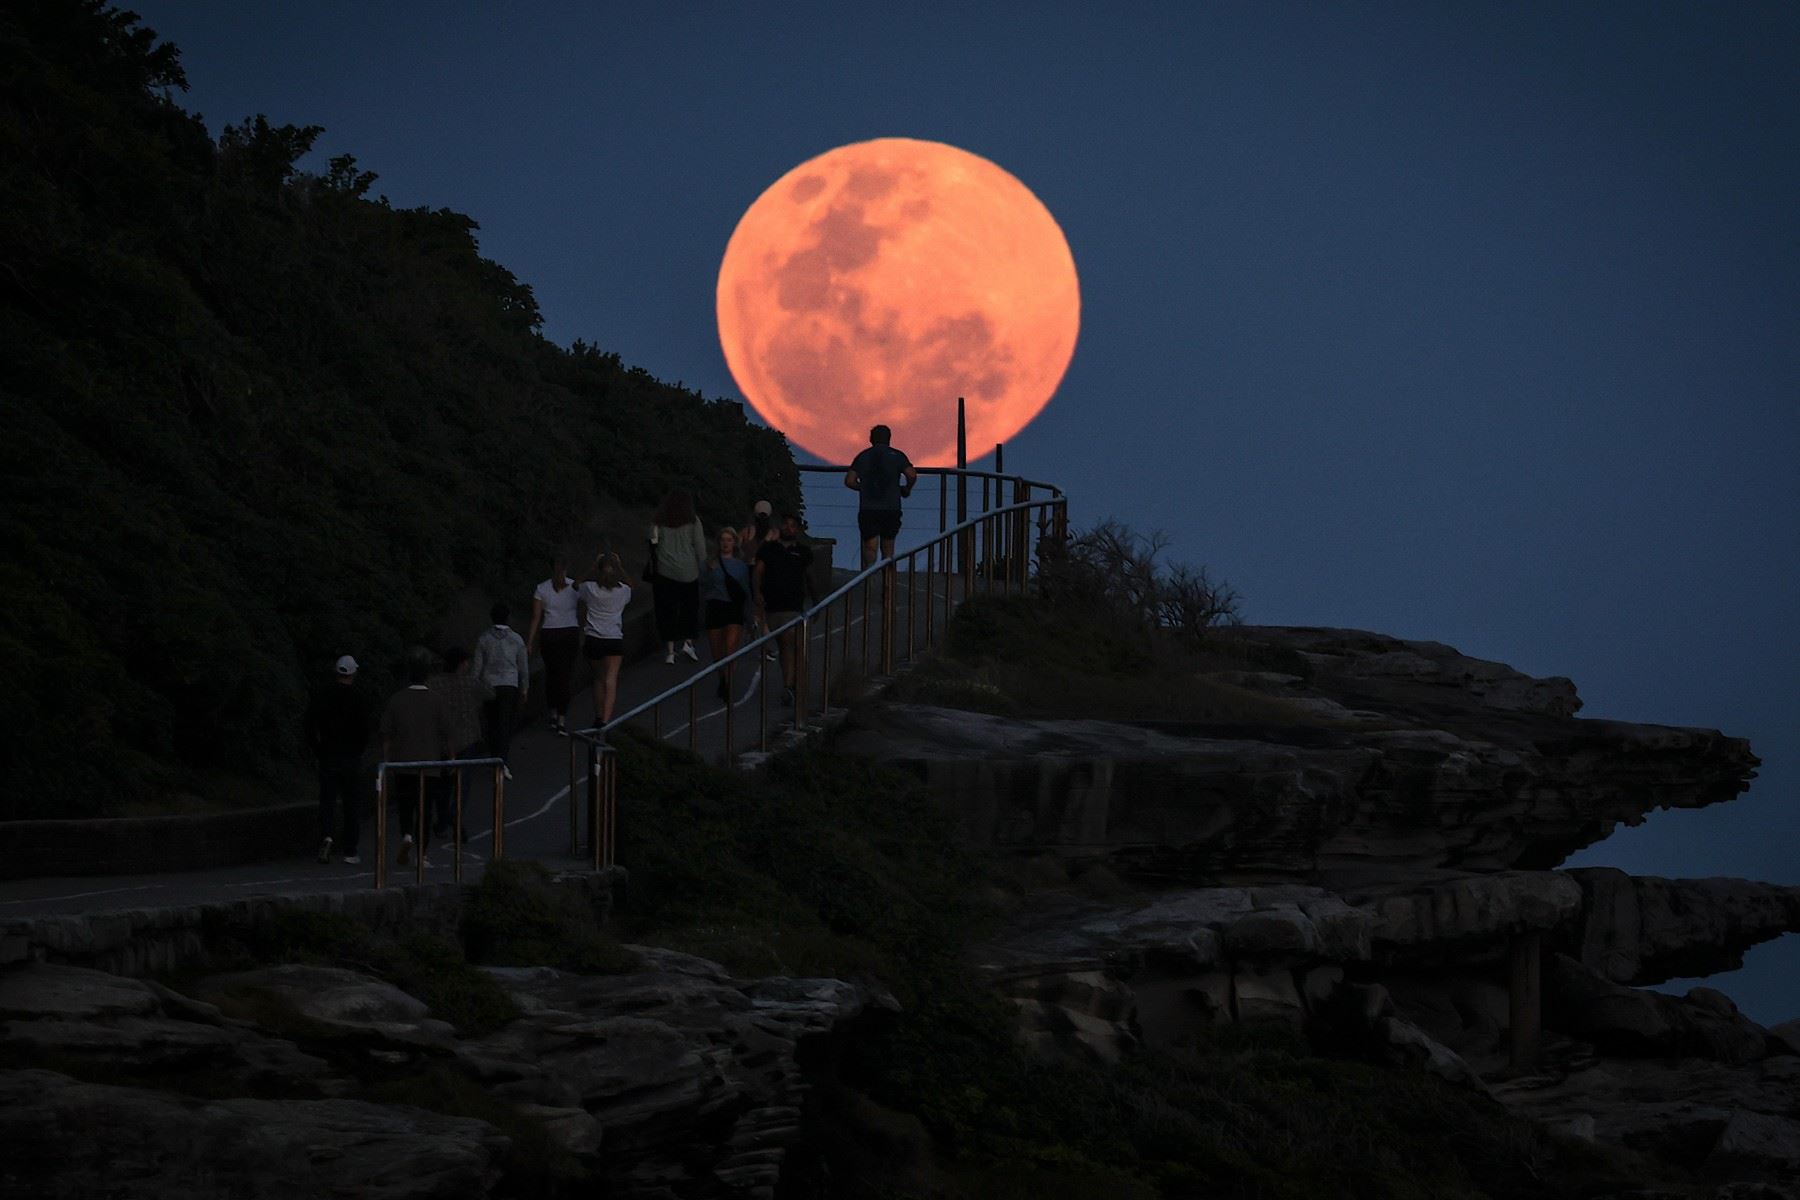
[[303, 654, 370, 864]]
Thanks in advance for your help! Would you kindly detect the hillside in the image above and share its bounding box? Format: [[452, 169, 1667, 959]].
[[0, 3, 798, 819]]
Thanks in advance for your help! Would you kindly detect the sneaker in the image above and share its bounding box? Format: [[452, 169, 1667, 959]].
[[341, 854, 361, 865], [317, 836, 333, 864], [681, 640, 699, 661], [502, 764, 513, 782], [763, 647, 779, 661], [397, 834, 413, 866], [417, 854, 433, 870], [555, 719, 569, 738], [664, 649, 676, 665]]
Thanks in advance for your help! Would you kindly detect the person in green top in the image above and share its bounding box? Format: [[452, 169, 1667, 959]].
[[649, 487, 707, 665]]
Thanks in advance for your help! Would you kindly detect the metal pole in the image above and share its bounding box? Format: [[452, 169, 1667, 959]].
[[923, 543, 935, 648], [759, 647, 769, 752], [492, 764, 506, 861], [688, 686, 698, 755], [956, 398, 967, 573], [795, 616, 810, 727], [375, 768, 388, 889], [567, 740, 579, 856], [820, 602, 833, 718], [723, 669, 736, 766], [860, 576, 871, 670], [882, 560, 896, 674], [938, 473, 947, 535], [415, 773, 426, 885], [453, 770, 463, 883], [906, 551, 916, 662]]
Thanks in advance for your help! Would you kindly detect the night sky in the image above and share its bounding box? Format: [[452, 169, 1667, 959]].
[[131, 3, 1798, 1020]]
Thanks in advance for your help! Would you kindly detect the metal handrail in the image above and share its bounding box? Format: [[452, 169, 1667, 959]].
[[373, 755, 507, 888], [798, 462, 1064, 498], [564, 466, 1068, 869]]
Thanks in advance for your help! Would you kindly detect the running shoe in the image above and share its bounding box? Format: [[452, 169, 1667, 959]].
[[502, 764, 513, 781], [317, 836, 333, 864], [342, 854, 361, 865], [681, 641, 699, 661], [664, 650, 676, 665]]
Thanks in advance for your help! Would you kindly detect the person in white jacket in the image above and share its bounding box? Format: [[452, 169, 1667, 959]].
[[470, 601, 529, 779]]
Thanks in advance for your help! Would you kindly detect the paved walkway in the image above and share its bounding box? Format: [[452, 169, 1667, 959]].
[[0, 565, 961, 920]]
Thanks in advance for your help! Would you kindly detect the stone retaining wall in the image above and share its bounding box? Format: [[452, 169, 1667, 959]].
[[0, 868, 624, 978], [0, 803, 317, 882]]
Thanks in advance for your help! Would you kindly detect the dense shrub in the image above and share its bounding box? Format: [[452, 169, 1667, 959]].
[[0, 3, 797, 817]]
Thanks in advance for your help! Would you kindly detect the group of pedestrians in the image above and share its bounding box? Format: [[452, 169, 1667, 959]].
[[304, 424, 919, 871]]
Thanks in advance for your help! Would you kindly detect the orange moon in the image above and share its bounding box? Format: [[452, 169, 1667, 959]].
[[716, 138, 1079, 465]]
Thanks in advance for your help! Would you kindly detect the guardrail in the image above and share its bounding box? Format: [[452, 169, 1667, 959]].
[[566, 466, 1068, 871], [373, 756, 507, 888]]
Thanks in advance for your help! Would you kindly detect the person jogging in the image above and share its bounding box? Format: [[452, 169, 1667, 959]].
[[845, 424, 918, 567], [470, 602, 529, 779]]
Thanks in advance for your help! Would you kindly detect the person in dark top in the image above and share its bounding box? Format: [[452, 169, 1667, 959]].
[[845, 424, 918, 567], [753, 513, 815, 707], [303, 654, 370, 865], [380, 654, 454, 869]]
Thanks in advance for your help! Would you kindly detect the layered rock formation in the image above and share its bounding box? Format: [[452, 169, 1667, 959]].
[[0, 954, 880, 1199], [845, 626, 1793, 1194]]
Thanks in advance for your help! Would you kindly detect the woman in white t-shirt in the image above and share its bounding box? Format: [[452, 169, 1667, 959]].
[[527, 557, 582, 736], [579, 552, 635, 726]]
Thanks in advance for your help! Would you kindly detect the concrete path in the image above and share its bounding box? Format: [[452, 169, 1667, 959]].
[[0, 564, 967, 920]]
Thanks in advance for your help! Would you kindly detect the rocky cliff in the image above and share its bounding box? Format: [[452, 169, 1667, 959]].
[[838, 626, 1795, 1194]]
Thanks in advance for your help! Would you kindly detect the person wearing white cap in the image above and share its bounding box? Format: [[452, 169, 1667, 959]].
[[303, 654, 370, 864]]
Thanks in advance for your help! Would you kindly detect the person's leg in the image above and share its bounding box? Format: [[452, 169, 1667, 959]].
[[859, 509, 879, 568], [601, 656, 623, 723], [543, 628, 574, 723], [653, 580, 678, 658], [336, 762, 362, 858], [678, 582, 700, 656], [719, 624, 742, 700], [317, 764, 336, 852], [492, 685, 519, 763]]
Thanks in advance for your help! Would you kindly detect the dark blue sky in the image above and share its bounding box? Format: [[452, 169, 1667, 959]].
[[134, 2, 1798, 1018]]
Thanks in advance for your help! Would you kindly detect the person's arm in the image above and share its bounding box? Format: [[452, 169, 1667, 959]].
[[526, 593, 545, 655], [691, 521, 708, 578], [512, 635, 530, 702], [901, 457, 918, 497], [844, 468, 861, 491]]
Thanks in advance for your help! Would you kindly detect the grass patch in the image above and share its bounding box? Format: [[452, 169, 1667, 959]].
[[886, 596, 1332, 726], [462, 860, 639, 974], [195, 908, 520, 1037]]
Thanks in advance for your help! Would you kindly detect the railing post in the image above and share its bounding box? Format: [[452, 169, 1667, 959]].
[[820, 602, 833, 718], [492, 763, 506, 861], [375, 768, 388, 889], [758, 653, 769, 753], [923, 543, 935, 648], [567, 739, 580, 856], [453, 769, 464, 883], [415, 773, 426, 885], [938, 473, 947, 535], [906, 551, 916, 662], [688, 686, 698, 756], [795, 616, 810, 727], [881, 559, 896, 674], [860, 576, 872, 670], [723, 670, 736, 766]]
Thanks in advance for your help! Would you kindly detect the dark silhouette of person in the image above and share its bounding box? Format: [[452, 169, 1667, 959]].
[[753, 512, 815, 707], [649, 488, 707, 664], [471, 601, 529, 778], [380, 653, 454, 869], [845, 424, 918, 567], [304, 654, 369, 864], [526, 556, 581, 736]]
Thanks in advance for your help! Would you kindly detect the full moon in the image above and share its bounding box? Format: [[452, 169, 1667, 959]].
[[716, 138, 1079, 465]]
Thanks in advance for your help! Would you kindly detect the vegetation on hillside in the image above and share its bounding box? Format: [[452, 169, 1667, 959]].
[[0, 3, 797, 818]]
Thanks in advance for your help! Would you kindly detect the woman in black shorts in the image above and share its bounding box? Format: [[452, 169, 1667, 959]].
[[699, 528, 751, 703], [578, 552, 634, 726]]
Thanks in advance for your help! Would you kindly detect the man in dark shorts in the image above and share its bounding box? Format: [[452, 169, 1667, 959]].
[[753, 513, 815, 707], [845, 424, 918, 568]]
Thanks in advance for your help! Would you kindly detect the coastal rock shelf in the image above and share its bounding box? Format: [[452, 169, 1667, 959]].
[[0, 955, 881, 1200]]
